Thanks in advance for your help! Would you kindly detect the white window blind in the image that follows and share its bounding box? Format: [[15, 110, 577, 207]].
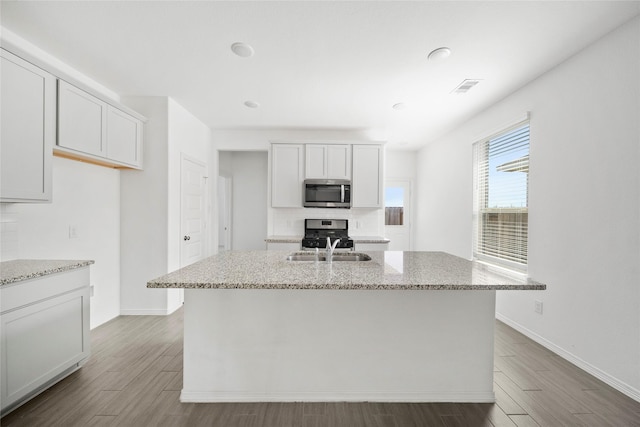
[[472, 122, 530, 271]]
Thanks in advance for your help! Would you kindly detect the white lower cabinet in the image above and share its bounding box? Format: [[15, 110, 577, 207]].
[[0, 268, 91, 415]]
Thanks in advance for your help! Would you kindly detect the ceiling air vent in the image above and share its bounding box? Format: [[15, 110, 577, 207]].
[[452, 79, 481, 94]]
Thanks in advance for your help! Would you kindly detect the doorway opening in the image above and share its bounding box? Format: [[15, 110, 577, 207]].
[[384, 180, 412, 250]]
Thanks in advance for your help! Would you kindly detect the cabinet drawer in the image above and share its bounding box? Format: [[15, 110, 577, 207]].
[[1, 268, 90, 314]]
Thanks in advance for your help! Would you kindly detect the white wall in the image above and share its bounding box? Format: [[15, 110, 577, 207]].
[[415, 17, 640, 400], [120, 96, 215, 315], [120, 97, 170, 315], [167, 99, 214, 265], [1, 157, 121, 328], [213, 128, 374, 151]]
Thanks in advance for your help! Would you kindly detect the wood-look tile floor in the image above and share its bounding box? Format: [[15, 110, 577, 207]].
[[2, 307, 639, 426]]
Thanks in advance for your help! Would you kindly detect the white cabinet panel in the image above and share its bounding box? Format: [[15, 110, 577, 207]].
[[0, 49, 54, 203], [272, 144, 304, 207], [58, 80, 107, 157], [57, 80, 144, 169], [107, 106, 143, 167], [305, 145, 327, 179], [305, 144, 350, 179], [1, 268, 90, 414], [352, 145, 383, 208], [326, 145, 351, 179]]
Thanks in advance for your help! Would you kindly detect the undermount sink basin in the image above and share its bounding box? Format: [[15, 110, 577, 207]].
[[286, 252, 372, 262]]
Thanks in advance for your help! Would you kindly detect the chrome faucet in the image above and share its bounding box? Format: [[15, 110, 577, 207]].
[[326, 237, 340, 263]]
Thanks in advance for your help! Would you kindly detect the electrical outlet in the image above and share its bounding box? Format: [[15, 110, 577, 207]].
[[69, 225, 79, 239], [534, 300, 543, 315]]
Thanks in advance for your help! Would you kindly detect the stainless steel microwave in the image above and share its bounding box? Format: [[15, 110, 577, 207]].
[[303, 179, 351, 208]]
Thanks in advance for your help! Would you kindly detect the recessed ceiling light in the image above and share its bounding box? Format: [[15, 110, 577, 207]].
[[428, 47, 451, 62], [231, 42, 254, 58], [244, 100, 260, 108], [392, 103, 406, 110]]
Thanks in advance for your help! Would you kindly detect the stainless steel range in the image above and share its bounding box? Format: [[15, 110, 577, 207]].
[[301, 219, 354, 250]]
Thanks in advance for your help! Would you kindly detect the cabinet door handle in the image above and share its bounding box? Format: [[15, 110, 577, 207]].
[[184, 235, 191, 241]]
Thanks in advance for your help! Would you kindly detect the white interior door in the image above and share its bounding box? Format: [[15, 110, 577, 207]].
[[181, 155, 207, 267], [384, 180, 412, 251]]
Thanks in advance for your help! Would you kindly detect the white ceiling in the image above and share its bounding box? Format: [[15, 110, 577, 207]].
[[2, 1, 639, 150]]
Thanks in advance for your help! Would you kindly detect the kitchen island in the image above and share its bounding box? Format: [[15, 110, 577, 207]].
[[148, 251, 545, 403]]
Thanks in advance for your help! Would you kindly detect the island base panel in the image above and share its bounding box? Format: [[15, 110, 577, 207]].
[[182, 289, 496, 402]]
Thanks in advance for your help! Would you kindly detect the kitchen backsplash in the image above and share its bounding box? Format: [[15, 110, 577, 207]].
[[0, 204, 19, 261], [270, 207, 384, 237]]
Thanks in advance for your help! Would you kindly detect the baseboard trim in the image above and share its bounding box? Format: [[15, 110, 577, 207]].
[[119, 309, 172, 315], [180, 390, 496, 403], [496, 313, 640, 403]]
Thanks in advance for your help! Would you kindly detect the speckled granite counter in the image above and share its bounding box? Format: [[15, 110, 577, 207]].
[[147, 250, 545, 290], [0, 259, 95, 286], [265, 235, 390, 244], [264, 235, 304, 243], [351, 236, 390, 244]]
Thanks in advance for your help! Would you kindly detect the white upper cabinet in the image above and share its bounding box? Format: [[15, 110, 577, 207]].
[[352, 144, 384, 208], [0, 49, 54, 203], [57, 80, 143, 169], [326, 145, 351, 179], [272, 144, 304, 207], [57, 80, 107, 157], [106, 105, 143, 167], [305, 144, 351, 180], [305, 145, 327, 178]]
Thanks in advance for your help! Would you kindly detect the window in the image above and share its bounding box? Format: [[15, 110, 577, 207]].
[[472, 122, 530, 271], [385, 186, 404, 225]]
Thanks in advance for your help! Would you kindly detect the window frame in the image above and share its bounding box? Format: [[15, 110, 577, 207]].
[[472, 120, 530, 273]]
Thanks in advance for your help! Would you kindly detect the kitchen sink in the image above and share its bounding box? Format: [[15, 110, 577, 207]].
[[286, 252, 372, 262]]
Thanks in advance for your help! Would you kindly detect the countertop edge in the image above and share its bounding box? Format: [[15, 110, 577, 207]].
[[147, 282, 546, 291], [0, 259, 95, 286], [265, 235, 390, 244]]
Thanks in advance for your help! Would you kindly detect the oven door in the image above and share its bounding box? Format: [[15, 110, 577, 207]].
[[304, 180, 351, 208]]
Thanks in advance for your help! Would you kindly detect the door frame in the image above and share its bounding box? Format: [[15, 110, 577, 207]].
[[384, 179, 413, 251], [218, 174, 232, 251]]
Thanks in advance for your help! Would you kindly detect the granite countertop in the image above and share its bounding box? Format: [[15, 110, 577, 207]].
[[265, 235, 304, 243], [147, 250, 546, 291], [265, 236, 390, 244], [0, 259, 95, 286], [351, 236, 390, 244]]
